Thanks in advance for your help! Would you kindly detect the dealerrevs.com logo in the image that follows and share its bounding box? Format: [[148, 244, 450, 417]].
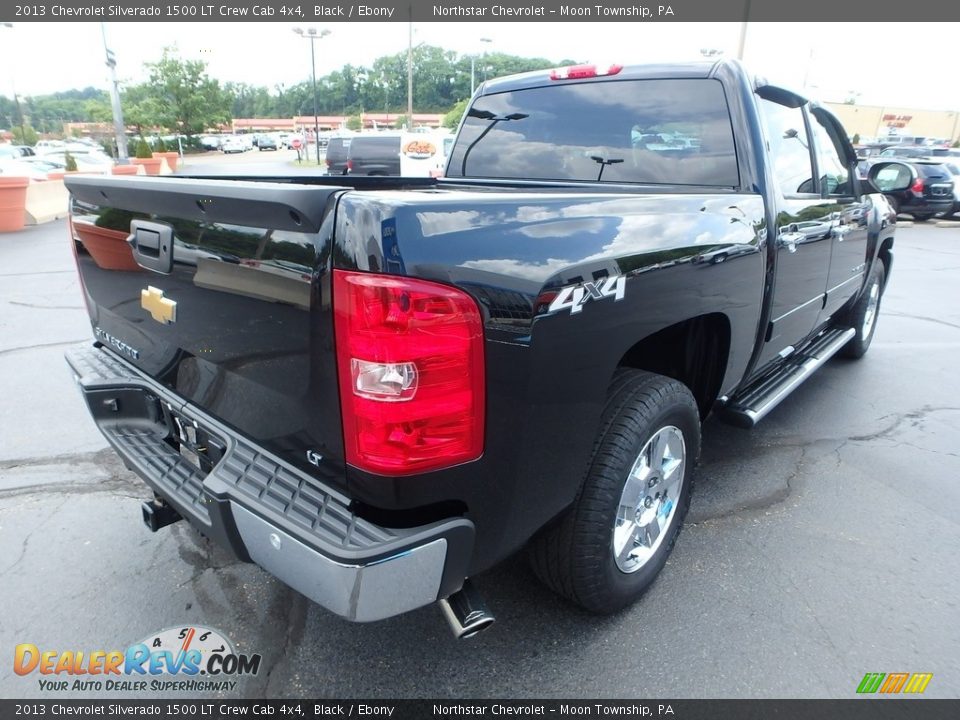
[[856, 672, 933, 694], [14, 626, 261, 693]]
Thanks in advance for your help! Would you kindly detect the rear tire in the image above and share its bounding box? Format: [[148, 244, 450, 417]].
[[840, 261, 885, 359], [912, 213, 932, 222], [529, 370, 700, 614]]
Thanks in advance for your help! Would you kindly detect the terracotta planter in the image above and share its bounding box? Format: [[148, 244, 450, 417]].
[[155, 151, 179, 172], [73, 222, 141, 271], [131, 157, 163, 175], [47, 170, 79, 181], [0, 176, 30, 232], [111, 165, 140, 176]]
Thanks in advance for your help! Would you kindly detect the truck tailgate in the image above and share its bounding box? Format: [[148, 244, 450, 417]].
[[66, 175, 347, 488]]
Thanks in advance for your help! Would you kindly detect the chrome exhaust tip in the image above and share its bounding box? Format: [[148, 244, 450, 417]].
[[438, 579, 495, 639]]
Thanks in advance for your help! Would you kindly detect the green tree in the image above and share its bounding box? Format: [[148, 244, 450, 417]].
[[84, 98, 113, 124], [121, 83, 163, 135], [443, 99, 469, 130], [64, 151, 78, 172], [11, 125, 39, 145], [131, 47, 231, 135], [345, 115, 362, 131]]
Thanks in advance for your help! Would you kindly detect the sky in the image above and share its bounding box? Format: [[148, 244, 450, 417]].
[[1, 21, 958, 111]]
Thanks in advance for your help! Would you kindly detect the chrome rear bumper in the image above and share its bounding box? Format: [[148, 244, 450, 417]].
[[66, 342, 474, 622]]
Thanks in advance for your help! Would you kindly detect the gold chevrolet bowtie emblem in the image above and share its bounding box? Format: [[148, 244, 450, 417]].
[[141, 286, 177, 324]]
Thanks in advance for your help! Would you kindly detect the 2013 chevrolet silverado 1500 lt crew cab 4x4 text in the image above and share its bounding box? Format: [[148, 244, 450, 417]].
[[65, 60, 905, 638]]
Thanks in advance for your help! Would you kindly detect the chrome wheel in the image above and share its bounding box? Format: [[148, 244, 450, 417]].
[[613, 426, 686, 574], [862, 279, 880, 339]]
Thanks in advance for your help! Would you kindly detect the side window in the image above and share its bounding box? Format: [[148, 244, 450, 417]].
[[758, 99, 815, 196], [810, 114, 851, 196]]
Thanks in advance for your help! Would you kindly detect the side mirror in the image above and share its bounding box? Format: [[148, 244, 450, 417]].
[[867, 161, 913, 192]]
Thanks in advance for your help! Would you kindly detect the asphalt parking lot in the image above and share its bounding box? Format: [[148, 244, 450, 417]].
[[1, 207, 958, 699]]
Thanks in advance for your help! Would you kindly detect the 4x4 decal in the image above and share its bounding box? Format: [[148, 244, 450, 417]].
[[547, 276, 626, 315]]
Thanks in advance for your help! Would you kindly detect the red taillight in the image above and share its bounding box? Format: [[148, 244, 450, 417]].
[[346, 159, 353, 171], [550, 63, 623, 81], [910, 177, 925, 194], [333, 270, 485, 476]]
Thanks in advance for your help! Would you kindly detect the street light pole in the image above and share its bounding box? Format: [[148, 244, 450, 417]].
[[100, 23, 129, 163], [294, 27, 330, 165], [736, 0, 751, 60], [475, 37, 492, 94]]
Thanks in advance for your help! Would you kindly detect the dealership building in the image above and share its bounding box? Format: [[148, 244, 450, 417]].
[[824, 102, 960, 144]]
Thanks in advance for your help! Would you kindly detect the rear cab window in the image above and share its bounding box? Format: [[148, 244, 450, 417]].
[[447, 78, 740, 187]]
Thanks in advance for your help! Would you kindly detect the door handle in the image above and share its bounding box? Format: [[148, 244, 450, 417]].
[[127, 220, 174, 274], [777, 231, 804, 253]]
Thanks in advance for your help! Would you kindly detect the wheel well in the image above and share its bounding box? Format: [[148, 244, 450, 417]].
[[617, 314, 730, 419]]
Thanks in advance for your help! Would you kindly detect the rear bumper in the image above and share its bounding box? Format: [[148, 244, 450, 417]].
[[906, 197, 953, 214], [66, 343, 474, 622]]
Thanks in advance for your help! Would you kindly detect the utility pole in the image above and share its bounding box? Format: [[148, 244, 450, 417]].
[[101, 23, 129, 163], [407, 20, 413, 129]]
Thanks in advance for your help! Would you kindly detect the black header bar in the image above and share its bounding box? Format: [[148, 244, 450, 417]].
[[2, 0, 959, 22]]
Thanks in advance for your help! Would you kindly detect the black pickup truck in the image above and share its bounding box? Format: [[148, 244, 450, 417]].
[[65, 60, 905, 638]]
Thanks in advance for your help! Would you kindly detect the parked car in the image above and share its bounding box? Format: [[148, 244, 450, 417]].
[[19, 157, 66, 175], [257, 135, 278, 151], [346, 133, 402, 175], [220, 136, 248, 154], [324, 136, 352, 174], [200, 135, 223, 151], [940, 161, 960, 218], [913, 146, 958, 159], [65, 60, 899, 637], [879, 145, 933, 159], [41, 150, 114, 173], [40, 141, 105, 156], [33, 140, 65, 153], [868, 159, 954, 220], [0, 158, 54, 181]]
